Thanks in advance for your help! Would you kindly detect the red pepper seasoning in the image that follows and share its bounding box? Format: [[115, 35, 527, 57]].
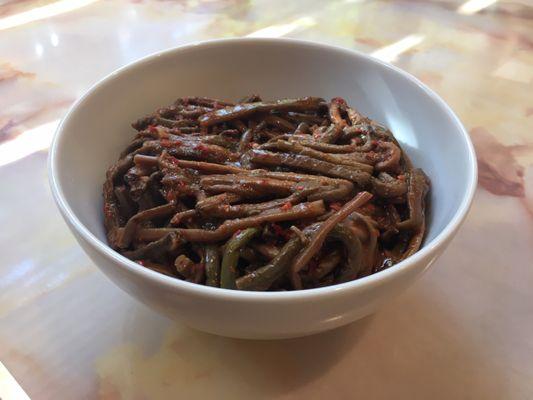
[[331, 97, 347, 106], [365, 152, 376, 161], [330, 202, 342, 211], [167, 156, 180, 166], [196, 143, 210, 155], [359, 203, 376, 215], [272, 223, 291, 240], [280, 202, 292, 211], [165, 191, 177, 202], [103, 203, 114, 218]]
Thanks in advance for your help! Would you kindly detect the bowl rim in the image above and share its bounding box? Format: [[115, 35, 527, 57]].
[[48, 36, 477, 302]]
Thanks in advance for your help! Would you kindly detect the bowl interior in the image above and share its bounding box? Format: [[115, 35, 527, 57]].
[[52, 39, 475, 271]]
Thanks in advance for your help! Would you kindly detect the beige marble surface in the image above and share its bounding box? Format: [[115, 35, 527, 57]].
[[0, 0, 532, 399]]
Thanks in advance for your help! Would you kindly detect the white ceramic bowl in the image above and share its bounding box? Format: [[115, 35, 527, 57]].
[[49, 38, 476, 339]]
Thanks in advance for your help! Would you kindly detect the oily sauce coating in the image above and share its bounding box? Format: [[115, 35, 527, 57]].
[[103, 96, 430, 291]]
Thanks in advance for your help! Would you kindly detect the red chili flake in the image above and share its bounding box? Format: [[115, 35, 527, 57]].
[[296, 185, 305, 191], [103, 203, 114, 218], [271, 223, 291, 240], [148, 125, 158, 134], [137, 260, 145, 266], [365, 152, 376, 161], [196, 143, 210, 154], [272, 224, 284, 235], [234, 229, 242, 237], [165, 191, 177, 202], [360, 203, 376, 214], [330, 202, 343, 211], [371, 140, 379, 146], [281, 202, 292, 211], [168, 157, 180, 165], [397, 174, 406, 181], [331, 97, 347, 106]]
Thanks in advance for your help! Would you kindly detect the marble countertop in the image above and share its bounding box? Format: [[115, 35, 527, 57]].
[[0, 0, 532, 398]]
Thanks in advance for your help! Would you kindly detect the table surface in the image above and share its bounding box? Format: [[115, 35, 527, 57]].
[[0, 0, 532, 399]]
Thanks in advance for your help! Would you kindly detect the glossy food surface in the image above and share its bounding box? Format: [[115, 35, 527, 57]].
[[104, 96, 429, 291], [0, 1, 530, 399]]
